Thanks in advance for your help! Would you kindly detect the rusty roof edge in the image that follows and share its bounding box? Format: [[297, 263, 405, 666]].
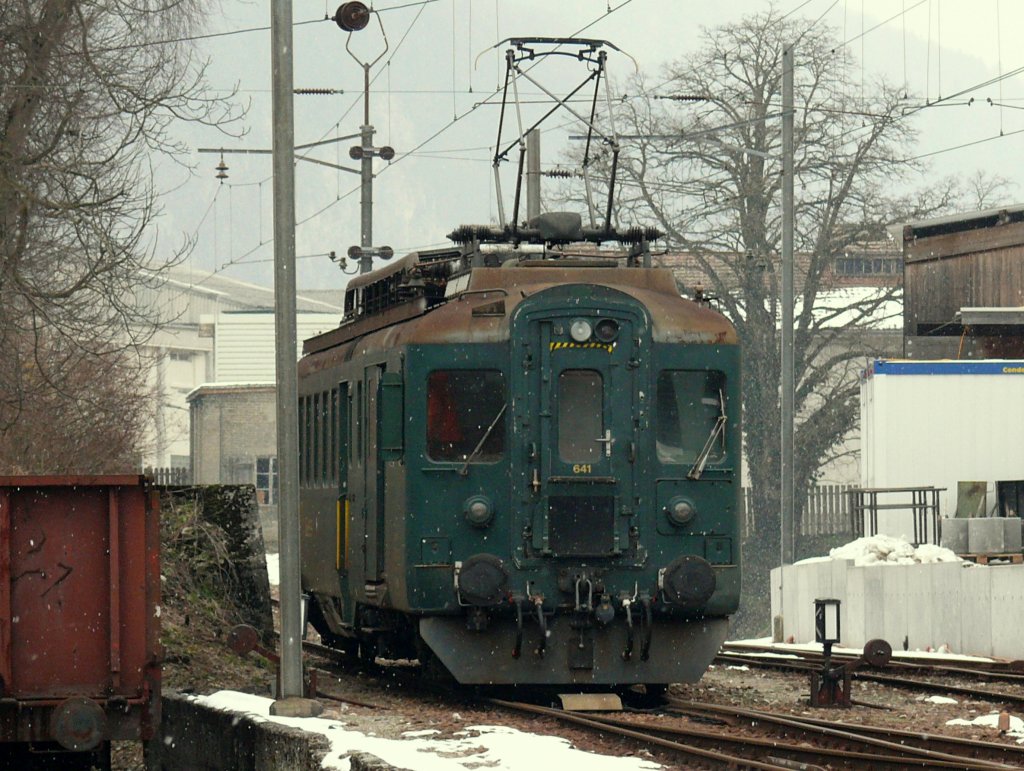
[[893, 203, 1024, 247]]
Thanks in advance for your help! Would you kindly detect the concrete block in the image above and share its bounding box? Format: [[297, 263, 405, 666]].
[[990, 565, 1024, 659], [940, 518, 968, 553], [843, 567, 866, 649], [960, 566, 994, 657], [1002, 518, 1022, 552], [928, 562, 963, 654], [905, 563, 934, 651], [861, 568, 886, 645], [157, 691, 331, 771], [781, 564, 799, 642], [968, 518, 1001, 554], [830, 559, 850, 607], [880, 565, 909, 650], [771, 565, 799, 642], [270, 697, 324, 718], [794, 564, 814, 643]]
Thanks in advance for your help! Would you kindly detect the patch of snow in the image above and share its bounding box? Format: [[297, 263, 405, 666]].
[[947, 712, 1024, 743], [792, 556, 832, 566], [265, 553, 279, 586], [724, 651, 803, 661], [194, 691, 665, 770], [826, 535, 961, 567], [919, 695, 958, 705], [725, 665, 750, 671], [726, 638, 995, 663]]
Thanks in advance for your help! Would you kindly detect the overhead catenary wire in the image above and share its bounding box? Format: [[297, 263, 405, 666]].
[[189, 0, 432, 283], [200, 0, 641, 280], [385, 0, 636, 170], [192, 0, 1024, 285]]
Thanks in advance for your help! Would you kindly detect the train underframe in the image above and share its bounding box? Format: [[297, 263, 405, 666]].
[[308, 591, 729, 687]]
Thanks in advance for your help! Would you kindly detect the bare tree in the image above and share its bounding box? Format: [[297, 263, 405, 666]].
[[962, 170, 1017, 210], [567, 9, 969, 633], [0, 0, 240, 470], [0, 334, 156, 473]]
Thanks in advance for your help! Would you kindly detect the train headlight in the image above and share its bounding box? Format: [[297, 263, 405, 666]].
[[463, 495, 493, 527], [594, 318, 619, 343], [665, 496, 696, 526], [569, 319, 592, 342]]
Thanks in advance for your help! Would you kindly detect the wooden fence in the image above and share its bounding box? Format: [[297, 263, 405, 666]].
[[144, 466, 192, 486], [741, 484, 853, 537]]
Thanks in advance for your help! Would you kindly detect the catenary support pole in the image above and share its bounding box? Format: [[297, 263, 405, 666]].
[[270, 0, 303, 700], [526, 128, 541, 221], [359, 63, 374, 273], [781, 44, 796, 568]]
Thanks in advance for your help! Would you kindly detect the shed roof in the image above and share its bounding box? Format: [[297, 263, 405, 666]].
[[888, 204, 1024, 250]]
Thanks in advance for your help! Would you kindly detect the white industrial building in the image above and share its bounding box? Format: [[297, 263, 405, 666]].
[[771, 357, 1024, 659], [860, 358, 1024, 522], [137, 266, 343, 469]]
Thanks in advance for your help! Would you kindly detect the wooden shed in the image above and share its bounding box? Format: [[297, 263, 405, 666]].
[[897, 205, 1024, 358]]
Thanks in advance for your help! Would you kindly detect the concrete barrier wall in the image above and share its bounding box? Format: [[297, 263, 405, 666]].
[[770, 562, 1024, 659], [153, 691, 329, 771]]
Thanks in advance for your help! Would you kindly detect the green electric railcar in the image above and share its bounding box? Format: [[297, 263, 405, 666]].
[[297, 215, 741, 688]]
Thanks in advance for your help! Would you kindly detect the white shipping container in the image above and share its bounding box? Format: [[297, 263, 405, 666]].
[[859, 359, 1024, 528]]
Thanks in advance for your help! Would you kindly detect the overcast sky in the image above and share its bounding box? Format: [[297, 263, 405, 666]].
[[158, 0, 1024, 289]]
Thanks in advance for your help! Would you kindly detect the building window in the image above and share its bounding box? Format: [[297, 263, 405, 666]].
[[835, 256, 902, 276], [256, 456, 279, 505]]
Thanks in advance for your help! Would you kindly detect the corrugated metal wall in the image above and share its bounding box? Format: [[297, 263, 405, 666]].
[[214, 312, 344, 381]]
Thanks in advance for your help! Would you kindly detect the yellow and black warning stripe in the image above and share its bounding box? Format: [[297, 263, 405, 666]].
[[550, 341, 614, 353]]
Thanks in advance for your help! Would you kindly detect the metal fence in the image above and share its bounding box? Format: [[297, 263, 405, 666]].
[[741, 484, 853, 537], [144, 466, 192, 486]]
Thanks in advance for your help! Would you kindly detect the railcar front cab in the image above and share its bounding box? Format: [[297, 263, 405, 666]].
[[413, 280, 741, 685]]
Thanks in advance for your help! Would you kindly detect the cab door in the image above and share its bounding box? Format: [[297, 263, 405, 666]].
[[514, 299, 644, 560]]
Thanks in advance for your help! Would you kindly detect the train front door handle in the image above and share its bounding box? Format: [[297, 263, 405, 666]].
[[595, 430, 614, 458]]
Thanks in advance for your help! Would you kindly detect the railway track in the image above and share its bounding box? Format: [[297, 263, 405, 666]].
[[722, 642, 1024, 680], [491, 697, 1024, 770], [716, 648, 1024, 707], [287, 634, 1024, 768]]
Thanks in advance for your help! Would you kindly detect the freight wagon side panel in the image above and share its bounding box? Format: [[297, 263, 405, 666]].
[[0, 475, 160, 743]]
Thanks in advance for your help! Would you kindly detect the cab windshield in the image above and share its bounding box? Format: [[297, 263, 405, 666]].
[[656, 370, 726, 464], [426, 370, 506, 461]]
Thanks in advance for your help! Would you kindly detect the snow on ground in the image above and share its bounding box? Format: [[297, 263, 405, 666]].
[[265, 553, 279, 586], [920, 695, 959, 705], [193, 691, 664, 770], [792, 534, 961, 567], [726, 638, 997, 663], [947, 712, 1024, 744]]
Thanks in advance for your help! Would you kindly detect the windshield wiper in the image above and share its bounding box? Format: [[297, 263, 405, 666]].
[[459, 402, 508, 476], [687, 388, 727, 480]]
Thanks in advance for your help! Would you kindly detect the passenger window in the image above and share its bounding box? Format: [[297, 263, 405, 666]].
[[298, 396, 307, 485], [313, 392, 322, 486], [337, 383, 348, 488], [656, 370, 726, 464], [558, 369, 603, 463], [426, 370, 505, 462]]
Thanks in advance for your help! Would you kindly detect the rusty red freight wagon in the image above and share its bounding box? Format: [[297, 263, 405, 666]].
[[0, 476, 160, 768]]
